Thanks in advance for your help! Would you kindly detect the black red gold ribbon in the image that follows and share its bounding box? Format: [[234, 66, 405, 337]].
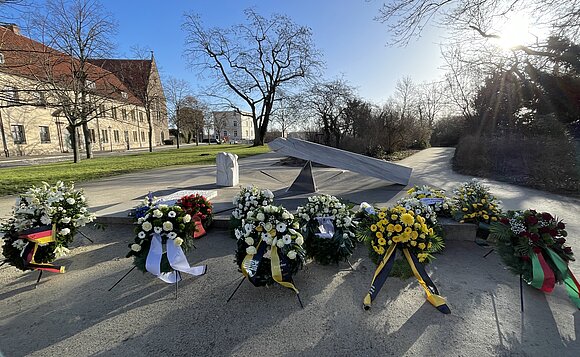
[[19, 225, 65, 274], [241, 240, 298, 293]]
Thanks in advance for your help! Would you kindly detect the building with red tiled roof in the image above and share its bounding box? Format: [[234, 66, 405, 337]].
[[0, 24, 169, 157]]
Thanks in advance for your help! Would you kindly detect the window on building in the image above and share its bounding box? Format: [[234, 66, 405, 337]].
[[234, 130, 237, 138], [89, 129, 96, 142], [4, 86, 19, 103], [223, 130, 228, 136], [233, 121, 237, 127], [140, 131, 146, 141], [11, 125, 26, 144], [39, 126, 50, 143], [101, 129, 109, 143], [86, 80, 96, 89], [34, 91, 47, 105], [133, 131, 138, 142], [121, 91, 128, 99], [122, 109, 127, 120], [114, 130, 120, 143], [0, 53, 4, 64], [139, 111, 144, 122], [161, 131, 165, 141], [130, 109, 135, 121], [111, 107, 117, 119], [99, 104, 105, 117]]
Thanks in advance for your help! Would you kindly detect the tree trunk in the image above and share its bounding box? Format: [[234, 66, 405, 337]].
[[82, 122, 93, 159], [147, 115, 153, 153], [68, 125, 80, 163]]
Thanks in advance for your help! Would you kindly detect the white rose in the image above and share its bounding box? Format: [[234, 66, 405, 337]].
[[246, 246, 257, 255], [174, 237, 184, 246], [295, 235, 304, 245], [276, 239, 285, 248], [282, 212, 290, 220], [162, 221, 173, 231], [60, 228, 71, 236], [153, 209, 163, 218], [256, 213, 265, 222], [131, 243, 142, 252], [245, 237, 254, 246], [183, 214, 191, 223], [264, 222, 273, 231], [142, 222, 153, 232], [66, 197, 75, 205], [287, 250, 297, 260]]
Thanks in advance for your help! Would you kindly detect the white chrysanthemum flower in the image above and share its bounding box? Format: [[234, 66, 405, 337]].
[[154, 226, 163, 234], [167, 232, 177, 239], [138, 231, 146, 239], [142, 221, 153, 232], [66, 197, 75, 205], [131, 243, 141, 252], [235, 229, 243, 239], [282, 235, 292, 244], [162, 221, 173, 231], [11, 239, 27, 250], [276, 222, 286, 232], [168, 211, 177, 218], [61, 216, 71, 224], [287, 250, 297, 260], [256, 212, 265, 222]]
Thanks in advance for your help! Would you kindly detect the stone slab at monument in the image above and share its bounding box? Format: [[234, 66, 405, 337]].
[[268, 138, 412, 186], [216, 152, 239, 187], [159, 190, 218, 206]]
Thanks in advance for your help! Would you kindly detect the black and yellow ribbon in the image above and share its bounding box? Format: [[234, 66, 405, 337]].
[[241, 240, 298, 293], [19, 225, 66, 274], [363, 243, 450, 314]]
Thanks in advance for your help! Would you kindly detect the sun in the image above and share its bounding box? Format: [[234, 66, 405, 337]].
[[496, 15, 534, 49]]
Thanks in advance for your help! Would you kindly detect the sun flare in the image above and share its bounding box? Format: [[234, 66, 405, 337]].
[[496, 15, 534, 49]]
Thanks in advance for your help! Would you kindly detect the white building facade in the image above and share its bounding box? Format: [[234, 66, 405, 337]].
[[212, 111, 254, 143]]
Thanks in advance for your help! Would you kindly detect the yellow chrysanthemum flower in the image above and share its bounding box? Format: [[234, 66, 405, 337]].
[[392, 235, 401, 243], [378, 212, 386, 219], [418, 242, 426, 250], [377, 246, 385, 255], [378, 237, 386, 246], [401, 213, 414, 226], [410, 240, 417, 246], [387, 224, 395, 232], [394, 224, 403, 232], [370, 224, 377, 232], [391, 214, 398, 220], [462, 207, 468, 212], [404, 227, 412, 234], [483, 214, 489, 220], [376, 231, 383, 239], [411, 231, 419, 240]]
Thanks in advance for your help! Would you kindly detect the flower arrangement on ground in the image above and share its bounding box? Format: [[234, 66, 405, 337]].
[[490, 209, 580, 308], [358, 205, 449, 313], [231, 185, 274, 220], [396, 197, 439, 228], [452, 179, 502, 229], [0, 181, 95, 272], [405, 185, 455, 217], [234, 205, 305, 290], [127, 204, 196, 274], [177, 193, 214, 228], [296, 194, 357, 265]]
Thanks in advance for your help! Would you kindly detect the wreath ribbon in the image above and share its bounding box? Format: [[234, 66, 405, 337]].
[[145, 233, 207, 283], [363, 243, 450, 314], [19, 225, 65, 274], [241, 239, 298, 293], [542, 248, 580, 309], [531, 250, 556, 292]]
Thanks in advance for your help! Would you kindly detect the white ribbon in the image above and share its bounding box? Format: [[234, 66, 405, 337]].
[[315, 217, 335, 239], [145, 233, 207, 283], [419, 198, 445, 205]]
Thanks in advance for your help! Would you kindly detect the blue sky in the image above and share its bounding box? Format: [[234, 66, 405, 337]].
[[5, 0, 447, 105]]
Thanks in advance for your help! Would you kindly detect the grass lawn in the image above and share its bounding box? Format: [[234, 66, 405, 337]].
[[0, 145, 270, 196]]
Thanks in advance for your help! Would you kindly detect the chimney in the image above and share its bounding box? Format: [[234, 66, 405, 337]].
[[4, 24, 20, 35]]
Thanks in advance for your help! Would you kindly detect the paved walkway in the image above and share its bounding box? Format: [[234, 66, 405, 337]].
[[1, 147, 579, 356]]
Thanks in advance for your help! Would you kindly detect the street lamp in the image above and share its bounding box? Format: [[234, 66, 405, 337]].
[[108, 126, 112, 152]]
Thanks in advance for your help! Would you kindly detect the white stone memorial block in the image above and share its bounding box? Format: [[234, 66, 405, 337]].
[[216, 152, 239, 187]]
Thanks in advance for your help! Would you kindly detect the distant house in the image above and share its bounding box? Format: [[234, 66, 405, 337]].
[[0, 24, 169, 157], [212, 111, 254, 143]]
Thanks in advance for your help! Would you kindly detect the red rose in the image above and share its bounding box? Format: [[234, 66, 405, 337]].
[[556, 238, 566, 245], [549, 229, 558, 237], [541, 212, 553, 221], [500, 218, 509, 225], [530, 233, 540, 242], [564, 247, 573, 254], [532, 247, 542, 254], [557, 222, 566, 229], [538, 227, 548, 234], [526, 215, 538, 225]]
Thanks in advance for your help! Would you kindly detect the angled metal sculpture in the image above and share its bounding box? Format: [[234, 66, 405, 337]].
[[287, 160, 317, 193], [268, 138, 412, 186]]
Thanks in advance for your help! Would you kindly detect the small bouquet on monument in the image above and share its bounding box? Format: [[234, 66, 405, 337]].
[[130, 192, 160, 219], [296, 194, 357, 265], [452, 179, 502, 236], [358, 204, 449, 313], [234, 204, 305, 292], [405, 185, 455, 217], [177, 193, 213, 238], [0, 181, 95, 273], [490, 210, 580, 308], [127, 204, 206, 282]]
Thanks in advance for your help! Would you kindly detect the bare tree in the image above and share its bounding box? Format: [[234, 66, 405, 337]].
[[270, 91, 308, 138], [212, 111, 228, 144], [164, 76, 191, 149], [377, 0, 580, 46], [183, 8, 322, 146], [29, 0, 117, 162], [178, 96, 205, 145]]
